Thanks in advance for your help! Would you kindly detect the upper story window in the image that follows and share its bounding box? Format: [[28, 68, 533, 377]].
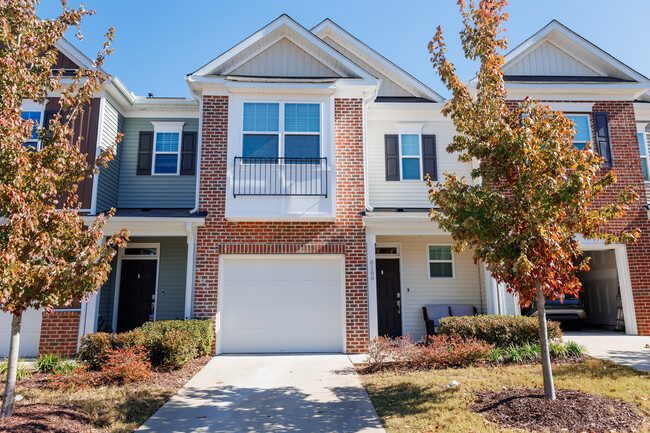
[[20, 103, 45, 149], [565, 114, 591, 151], [385, 133, 437, 182], [242, 102, 321, 159], [638, 129, 649, 182], [137, 122, 196, 176]]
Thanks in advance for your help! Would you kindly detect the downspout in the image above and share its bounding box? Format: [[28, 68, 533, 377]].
[[190, 91, 203, 213]]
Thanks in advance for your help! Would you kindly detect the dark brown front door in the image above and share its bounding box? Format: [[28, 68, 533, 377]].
[[377, 259, 402, 337], [117, 259, 157, 333]]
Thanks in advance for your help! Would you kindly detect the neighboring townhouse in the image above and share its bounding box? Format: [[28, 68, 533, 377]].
[[9, 15, 650, 357]]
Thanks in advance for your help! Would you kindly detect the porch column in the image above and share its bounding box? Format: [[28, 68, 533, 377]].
[[78, 237, 105, 344], [184, 223, 197, 320], [366, 232, 378, 339], [483, 264, 499, 315]]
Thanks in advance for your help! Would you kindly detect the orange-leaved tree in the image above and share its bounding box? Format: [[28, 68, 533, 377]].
[[0, 0, 127, 416], [428, 0, 638, 399]]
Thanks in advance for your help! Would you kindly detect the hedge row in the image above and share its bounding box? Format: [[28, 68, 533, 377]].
[[438, 315, 562, 347], [78, 319, 214, 369]]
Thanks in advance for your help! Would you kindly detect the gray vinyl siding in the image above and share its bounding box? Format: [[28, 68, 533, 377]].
[[117, 118, 198, 208], [96, 100, 124, 212]]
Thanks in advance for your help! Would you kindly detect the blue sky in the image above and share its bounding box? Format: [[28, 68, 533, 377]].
[[36, 1, 650, 98]]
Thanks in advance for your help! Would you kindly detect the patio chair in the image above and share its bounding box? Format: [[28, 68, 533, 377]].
[[422, 304, 451, 336]]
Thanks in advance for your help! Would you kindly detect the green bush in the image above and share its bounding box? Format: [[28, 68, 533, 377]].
[[438, 315, 562, 347], [78, 319, 214, 370], [36, 353, 62, 374], [488, 341, 586, 364], [0, 358, 32, 379]]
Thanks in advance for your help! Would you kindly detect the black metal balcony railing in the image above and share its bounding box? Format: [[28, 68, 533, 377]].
[[233, 157, 328, 197]]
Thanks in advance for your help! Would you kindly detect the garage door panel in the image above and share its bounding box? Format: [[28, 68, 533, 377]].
[[224, 280, 342, 304], [221, 327, 342, 353], [223, 303, 342, 329], [221, 256, 344, 353], [0, 309, 42, 357]]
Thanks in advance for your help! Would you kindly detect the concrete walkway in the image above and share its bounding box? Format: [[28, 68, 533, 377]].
[[138, 354, 385, 433], [564, 330, 650, 372]]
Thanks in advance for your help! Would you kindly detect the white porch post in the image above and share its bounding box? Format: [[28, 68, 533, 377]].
[[184, 223, 197, 320], [614, 245, 638, 335], [78, 237, 105, 345], [483, 264, 499, 315], [366, 232, 378, 339]]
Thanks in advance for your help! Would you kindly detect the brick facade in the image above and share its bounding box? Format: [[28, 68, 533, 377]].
[[38, 311, 80, 356], [194, 96, 370, 353]]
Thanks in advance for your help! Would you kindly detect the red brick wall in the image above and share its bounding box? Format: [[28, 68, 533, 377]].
[[194, 96, 369, 353], [38, 311, 80, 357]]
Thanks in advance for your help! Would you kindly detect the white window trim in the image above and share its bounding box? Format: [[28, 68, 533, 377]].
[[637, 125, 649, 183], [565, 113, 592, 150], [396, 124, 424, 182], [112, 243, 161, 333], [241, 101, 323, 160], [426, 244, 455, 279], [375, 243, 400, 258], [21, 101, 45, 150], [151, 121, 185, 176]]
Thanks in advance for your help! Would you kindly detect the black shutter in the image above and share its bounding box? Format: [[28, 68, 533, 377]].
[[137, 131, 153, 175], [180, 132, 197, 175], [385, 134, 400, 181], [42, 110, 57, 144], [422, 134, 437, 181], [592, 112, 612, 167]]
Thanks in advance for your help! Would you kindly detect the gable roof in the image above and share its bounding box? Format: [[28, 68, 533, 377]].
[[311, 19, 444, 102], [501, 20, 649, 83], [54, 37, 106, 74], [190, 14, 373, 80]]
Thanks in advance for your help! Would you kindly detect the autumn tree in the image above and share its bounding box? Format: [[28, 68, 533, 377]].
[[0, 0, 127, 416], [428, 0, 638, 399]]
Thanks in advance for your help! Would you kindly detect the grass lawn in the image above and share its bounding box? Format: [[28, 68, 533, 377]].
[[359, 358, 650, 432], [3, 356, 210, 432]]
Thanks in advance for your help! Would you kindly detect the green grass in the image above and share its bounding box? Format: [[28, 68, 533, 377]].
[[359, 358, 650, 432]]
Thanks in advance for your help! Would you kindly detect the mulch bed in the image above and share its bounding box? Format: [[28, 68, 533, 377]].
[[471, 388, 646, 433], [0, 355, 212, 432], [0, 404, 91, 433]]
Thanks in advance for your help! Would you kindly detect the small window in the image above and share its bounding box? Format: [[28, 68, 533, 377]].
[[638, 132, 649, 182], [428, 245, 454, 278], [151, 122, 184, 175], [400, 134, 421, 180], [124, 247, 157, 256], [21, 110, 42, 149], [376, 245, 399, 256], [565, 114, 591, 151]]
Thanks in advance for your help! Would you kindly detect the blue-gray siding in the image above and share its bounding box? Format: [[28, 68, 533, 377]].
[[98, 236, 188, 331], [117, 118, 198, 208], [96, 100, 124, 212]]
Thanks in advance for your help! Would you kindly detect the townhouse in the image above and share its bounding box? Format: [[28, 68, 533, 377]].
[[7, 15, 650, 356]]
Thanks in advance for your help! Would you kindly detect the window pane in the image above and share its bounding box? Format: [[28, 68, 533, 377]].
[[124, 248, 157, 256], [402, 158, 420, 180], [566, 115, 590, 142], [285, 103, 320, 132], [155, 132, 179, 152], [573, 143, 587, 151], [154, 154, 178, 174], [21, 111, 41, 140], [376, 247, 398, 255], [429, 262, 453, 278], [401, 134, 420, 156], [638, 133, 646, 157], [285, 135, 319, 159], [243, 103, 279, 132], [429, 246, 452, 261], [643, 159, 648, 182], [243, 134, 279, 158]]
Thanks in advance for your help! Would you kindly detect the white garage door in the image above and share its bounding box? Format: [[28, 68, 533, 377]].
[[220, 255, 344, 353], [0, 309, 43, 357]]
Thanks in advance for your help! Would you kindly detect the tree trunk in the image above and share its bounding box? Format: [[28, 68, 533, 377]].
[[536, 283, 556, 400], [1, 312, 22, 418]]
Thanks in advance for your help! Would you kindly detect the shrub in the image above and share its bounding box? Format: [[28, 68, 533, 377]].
[[36, 353, 62, 374], [0, 357, 32, 379], [438, 315, 562, 347], [77, 319, 214, 370], [100, 346, 151, 383], [78, 332, 113, 369], [367, 335, 493, 369], [488, 341, 587, 364], [48, 364, 99, 391]]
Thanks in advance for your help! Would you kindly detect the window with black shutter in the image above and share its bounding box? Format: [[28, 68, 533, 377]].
[[592, 112, 613, 167], [180, 132, 197, 175], [137, 131, 153, 175], [385, 134, 400, 181], [422, 135, 437, 181]]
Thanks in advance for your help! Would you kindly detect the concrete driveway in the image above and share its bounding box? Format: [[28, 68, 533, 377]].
[[564, 330, 650, 372], [138, 354, 385, 433]]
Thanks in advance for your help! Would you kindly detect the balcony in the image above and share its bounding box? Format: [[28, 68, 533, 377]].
[[233, 157, 328, 197]]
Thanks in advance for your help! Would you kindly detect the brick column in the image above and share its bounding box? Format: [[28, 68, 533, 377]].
[[38, 311, 81, 357]]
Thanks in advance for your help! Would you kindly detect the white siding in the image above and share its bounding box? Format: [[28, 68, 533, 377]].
[[504, 41, 600, 77], [321, 36, 411, 97], [231, 38, 338, 77], [366, 107, 473, 208], [377, 236, 485, 340]]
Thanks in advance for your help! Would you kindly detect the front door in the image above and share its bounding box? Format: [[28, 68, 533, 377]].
[[117, 259, 157, 333], [377, 259, 402, 337]]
